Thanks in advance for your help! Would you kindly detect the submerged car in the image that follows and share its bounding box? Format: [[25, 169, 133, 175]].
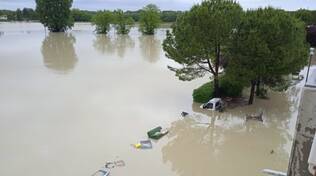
[[200, 98, 224, 111]]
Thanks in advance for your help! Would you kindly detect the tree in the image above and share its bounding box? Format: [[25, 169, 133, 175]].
[[227, 8, 308, 104], [92, 11, 114, 34], [162, 0, 243, 98], [113, 9, 134, 34], [294, 9, 314, 25], [125, 10, 141, 22], [22, 8, 38, 21], [139, 4, 161, 35], [71, 9, 93, 22], [36, 0, 74, 32], [16, 8, 22, 21], [161, 11, 183, 23]]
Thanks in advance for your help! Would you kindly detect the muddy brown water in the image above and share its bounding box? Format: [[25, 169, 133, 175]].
[[0, 22, 303, 176]]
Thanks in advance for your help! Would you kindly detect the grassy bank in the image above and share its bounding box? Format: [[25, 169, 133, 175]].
[[193, 77, 244, 103]]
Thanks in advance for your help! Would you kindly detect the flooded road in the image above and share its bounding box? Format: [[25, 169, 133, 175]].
[[0, 22, 301, 176]]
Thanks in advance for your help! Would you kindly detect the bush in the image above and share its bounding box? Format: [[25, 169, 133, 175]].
[[113, 9, 134, 34], [193, 76, 244, 103], [92, 11, 114, 34], [139, 4, 161, 35], [193, 82, 214, 103], [220, 76, 243, 97]]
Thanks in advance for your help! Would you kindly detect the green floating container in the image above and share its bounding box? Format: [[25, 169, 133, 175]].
[[147, 126, 168, 140]]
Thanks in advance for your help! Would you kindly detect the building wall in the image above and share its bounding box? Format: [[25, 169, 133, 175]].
[[288, 86, 316, 175]]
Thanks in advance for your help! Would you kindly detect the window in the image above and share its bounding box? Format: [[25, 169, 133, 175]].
[[204, 103, 213, 109]]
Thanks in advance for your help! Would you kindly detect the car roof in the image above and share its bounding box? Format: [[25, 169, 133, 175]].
[[208, 98, 221, 103]]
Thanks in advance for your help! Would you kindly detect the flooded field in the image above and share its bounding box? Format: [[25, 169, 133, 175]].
[[0, 22, 302, 176]]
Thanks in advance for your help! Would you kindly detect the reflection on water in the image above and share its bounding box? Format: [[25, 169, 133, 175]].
[[115, 35, 135, 58], [162, 91, 296, 176], [93, 34, 135, 58], [41, 33, 77, 74], [139, 35, 161, 63], [162, 118, 290, 176], [93, 34, 115, 55]]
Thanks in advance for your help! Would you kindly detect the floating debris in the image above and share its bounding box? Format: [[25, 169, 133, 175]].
[[105, 160, 125, 169], [91, 168, 110, 176], [133, 140, 153, 149], [181, 111, 189, 117], [105, 162, 115, 169], [262, 169, 286, 176], [114, 160, 125, 167], [147, 126, 169, 140], [246, 112, 263, 122]]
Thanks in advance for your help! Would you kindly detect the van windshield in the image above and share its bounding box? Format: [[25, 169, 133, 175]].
[[204, 103, 213, 109]]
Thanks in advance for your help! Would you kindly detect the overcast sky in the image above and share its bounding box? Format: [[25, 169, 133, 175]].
[[0, 0, 315, 11]]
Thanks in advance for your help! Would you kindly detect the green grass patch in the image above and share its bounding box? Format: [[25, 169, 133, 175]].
[[193, 76, 244, 103], [193, 82, 214, 103]]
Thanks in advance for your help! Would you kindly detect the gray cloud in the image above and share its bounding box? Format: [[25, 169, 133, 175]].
[[0, 0, 315, 11]]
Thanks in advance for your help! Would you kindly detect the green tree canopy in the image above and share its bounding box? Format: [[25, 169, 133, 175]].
[[71, 9, 93, 22], [294, 9, 315, 25], [227, 7, 308, 104], [161, 11, 183, 23], [36, 0, 74, 32], [163, 0, 243, 97], [139, 4, 161, 35], [113, 9, 134, 34], [92, 10, 114, 34], [22, 8, 38, 21], [16, 8, 22, 21]]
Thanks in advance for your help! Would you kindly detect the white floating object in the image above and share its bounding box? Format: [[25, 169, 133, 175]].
[[262, 169, 286, 176]]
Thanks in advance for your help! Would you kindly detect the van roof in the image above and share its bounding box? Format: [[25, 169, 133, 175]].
[[208, 98, 221, 103]]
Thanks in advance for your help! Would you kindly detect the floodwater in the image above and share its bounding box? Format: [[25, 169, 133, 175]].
[[0, 22, 302, 176]]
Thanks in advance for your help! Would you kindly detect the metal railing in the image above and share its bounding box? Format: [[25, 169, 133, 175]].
[[305, 48, 316, 88]]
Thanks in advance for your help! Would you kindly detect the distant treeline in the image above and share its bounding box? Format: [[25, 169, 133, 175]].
[[0, 8, 315, 25], [0, 8, 182, 23]]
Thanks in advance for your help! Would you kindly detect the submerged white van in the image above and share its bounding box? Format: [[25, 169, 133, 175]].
[[200, 98, 224, 111]]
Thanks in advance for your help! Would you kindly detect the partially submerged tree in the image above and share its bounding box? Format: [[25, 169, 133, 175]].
[[163, 0, 243, 97], [227, 8, 308, 104], [36, 0, 74, 32], [16, 8, 23, 21], [92, 10, 114, 34], [113, 9, 134, 34], [139, 4, 161, 35], [71, 9, 93, 22]]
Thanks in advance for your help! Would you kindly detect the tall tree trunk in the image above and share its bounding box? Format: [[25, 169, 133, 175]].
[[248, 80, 256, 105], [256, 78, 261, 96], [213, 44, 220, 98], [213, 74, 220, 97]]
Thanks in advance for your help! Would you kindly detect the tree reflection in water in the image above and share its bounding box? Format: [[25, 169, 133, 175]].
[[93, 34, 115, 55], [93, 34, 135, 58], [139, 35, 161, 63], [162, 90, 297, 176], [41, 33, 77, 74]]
